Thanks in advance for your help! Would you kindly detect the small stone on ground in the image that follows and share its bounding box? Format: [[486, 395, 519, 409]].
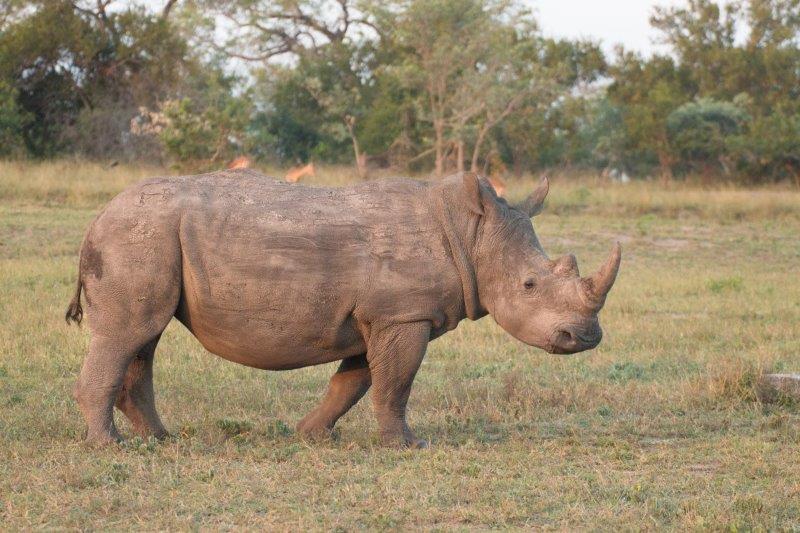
[[757, 374, 800, 403]]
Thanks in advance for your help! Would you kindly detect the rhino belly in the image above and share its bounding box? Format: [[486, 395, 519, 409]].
[[175, 296, 366, 370], [174, 208, 369, 370]]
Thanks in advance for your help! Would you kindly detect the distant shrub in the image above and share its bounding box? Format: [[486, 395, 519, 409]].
[[0, 81, 29, 157], [158, 70, 252, 168], [667, 98, 748, 178], [734, 111, 800, 185]]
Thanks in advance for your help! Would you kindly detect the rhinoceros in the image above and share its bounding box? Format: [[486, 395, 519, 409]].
[[65, 170, 621, 447]]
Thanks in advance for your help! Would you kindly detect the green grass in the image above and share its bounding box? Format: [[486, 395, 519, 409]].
[[1, 160, 799, 529]]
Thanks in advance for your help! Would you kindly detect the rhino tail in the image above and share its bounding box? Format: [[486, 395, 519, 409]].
[[65, 277, 83, 325], [65, 248, 84, 325]]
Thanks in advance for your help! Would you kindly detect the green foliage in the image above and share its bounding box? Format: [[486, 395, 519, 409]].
[[666, 98, 748, 175], [494, 38, 607, 171], [160, 98, 215, 162], [356, 76, 407, 156], [161, 94, 251, 167], [606, 0, 800, 181], [158, 67, 251, 167], [0, 0, 190, 158], [736, 110, 800, 183], [0, 2, 87, 155], [0, 80, 28, 156], [0, 0, 798, 184], [249, 67, 325, 163], [607, 53, 692, 177]]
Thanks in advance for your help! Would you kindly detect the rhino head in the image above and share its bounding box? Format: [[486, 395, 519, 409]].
[[462, 173, 621, 354]]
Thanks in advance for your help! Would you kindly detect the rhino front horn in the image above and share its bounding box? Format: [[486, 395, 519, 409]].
[[583, 242, 622, 306]]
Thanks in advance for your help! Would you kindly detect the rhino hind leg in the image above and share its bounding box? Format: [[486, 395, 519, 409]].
[[114, 334, 169, 439], [74, 335, 141, 444], [76, 328, 173, 445], [297, 354, 371, 440], [71, 210, 183, 445]]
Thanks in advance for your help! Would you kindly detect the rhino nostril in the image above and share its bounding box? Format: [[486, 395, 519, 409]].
[[556, 329, 575, 346]]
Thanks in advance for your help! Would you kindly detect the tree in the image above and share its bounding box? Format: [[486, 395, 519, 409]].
[[666, 98, 748, 178], [190, 0, 376, 62], [298, 42, 378, 177], [733, 104, 800, 185], [0, 0, 190, 157], [496, 38, 607, 173], [651, 0, 739, 98], [382, 0, 542, 175], [158, 69, 251, 168], [192, 0, 379, 175], [464, 23, 542, 172], [248, 67, 324, 164], [0, 80, 29, 156], [642, 0, 800, 183], [607, 52, 693, 180]]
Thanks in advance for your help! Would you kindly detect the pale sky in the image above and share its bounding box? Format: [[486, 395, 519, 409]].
[[141, 0, 713, 57], [529, 0, 688, 57]]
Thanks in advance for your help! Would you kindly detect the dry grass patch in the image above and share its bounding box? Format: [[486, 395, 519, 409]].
[[1, 160, 799, 529]]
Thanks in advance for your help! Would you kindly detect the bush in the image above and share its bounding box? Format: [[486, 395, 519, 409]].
[[666, 98, 748, 178], [734, 111, 800, 184], [0, 81, 29, 157], [160, 93, 250, 167], [60, 102, 139, 161]]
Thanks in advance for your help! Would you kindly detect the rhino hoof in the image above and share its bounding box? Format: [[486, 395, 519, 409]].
[[296, 422, 335, 442], [409, 438, 429, 449], [84, 431, 123, 447]]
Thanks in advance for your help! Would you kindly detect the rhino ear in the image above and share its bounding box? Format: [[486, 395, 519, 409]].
[[515, 176, 549, 217], [461, 171, 485, 215]]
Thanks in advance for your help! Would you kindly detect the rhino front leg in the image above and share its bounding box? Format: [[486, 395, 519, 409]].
[[367, 321, 430, 448], [297, 354, 371, 440]]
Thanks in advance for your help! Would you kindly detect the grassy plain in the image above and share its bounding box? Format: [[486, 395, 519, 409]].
[[1, 160, 799, 530]]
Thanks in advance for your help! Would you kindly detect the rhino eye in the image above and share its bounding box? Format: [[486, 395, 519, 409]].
[[524, 279, 536, 290]]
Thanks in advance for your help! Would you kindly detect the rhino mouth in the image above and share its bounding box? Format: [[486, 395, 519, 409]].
[[547, 327, 602, 355]]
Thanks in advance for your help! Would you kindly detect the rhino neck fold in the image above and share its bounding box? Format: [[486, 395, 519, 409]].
[[433, 193, 485, 321]]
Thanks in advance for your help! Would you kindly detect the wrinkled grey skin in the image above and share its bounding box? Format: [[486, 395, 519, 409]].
[[66, 169, 621, 447]]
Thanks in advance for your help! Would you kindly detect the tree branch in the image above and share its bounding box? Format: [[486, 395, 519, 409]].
[[162, 0, 178, 19]]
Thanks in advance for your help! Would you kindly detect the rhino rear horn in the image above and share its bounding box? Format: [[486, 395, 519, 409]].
[[583, 242, 622, 308], [515, 176, 549, 217]]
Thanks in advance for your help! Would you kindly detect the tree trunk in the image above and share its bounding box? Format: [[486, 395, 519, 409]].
[[785, 162, 800, 189], [470, 125, 490, 172], [355, 152, 368, 179], [434, 120, 445, 177], [345, 115, 368, 179], [512, 156, 523, 177], [456, 140, 464, 172], [657, 149, 673, 186], [700, 161, 715, 186]]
